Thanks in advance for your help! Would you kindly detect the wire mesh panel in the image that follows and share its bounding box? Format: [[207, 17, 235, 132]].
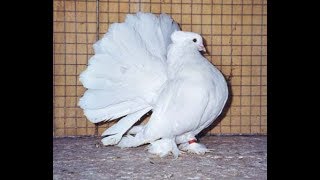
[[53, 0, 267, 137]]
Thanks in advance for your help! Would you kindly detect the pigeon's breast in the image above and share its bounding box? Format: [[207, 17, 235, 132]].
[[195, 66, 228, 132]]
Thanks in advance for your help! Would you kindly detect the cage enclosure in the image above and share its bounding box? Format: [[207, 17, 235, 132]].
[[53, 0, 267, 179]]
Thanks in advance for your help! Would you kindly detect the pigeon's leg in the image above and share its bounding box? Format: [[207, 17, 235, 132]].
[[147, 138, 180, 158], [176, 133, 211, 155]]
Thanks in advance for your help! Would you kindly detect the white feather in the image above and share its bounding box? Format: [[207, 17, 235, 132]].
[[101, 107, 152, 145], [102, 107, 152, 136], [147, 138, 180, 158], [79, 12, 179, 139]]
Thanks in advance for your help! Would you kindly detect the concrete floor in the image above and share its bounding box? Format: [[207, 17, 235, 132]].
[[53, 136, 267, 180]]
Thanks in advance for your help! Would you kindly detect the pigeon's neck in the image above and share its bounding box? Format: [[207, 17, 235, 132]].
[[167, 42, 199, 61], [166, 42, 200, 78]]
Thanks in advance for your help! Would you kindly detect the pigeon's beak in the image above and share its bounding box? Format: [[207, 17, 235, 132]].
[[198, 45, 206, 52]]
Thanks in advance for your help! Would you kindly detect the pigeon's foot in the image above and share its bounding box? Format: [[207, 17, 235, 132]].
[[147, 138, 181, 158], [179, 141, 212, 155]]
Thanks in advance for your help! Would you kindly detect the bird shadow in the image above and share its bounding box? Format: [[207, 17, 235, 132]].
[[197, 77, 233, 139]]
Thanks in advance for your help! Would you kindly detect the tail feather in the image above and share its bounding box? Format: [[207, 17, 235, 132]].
[[102, 106, 152, 136], [78, 12, 180, 133], [79, 89, 134, 109], [159, 14, 180, 50], [126, 13, 166, 61], [83, 101, 149, 123]]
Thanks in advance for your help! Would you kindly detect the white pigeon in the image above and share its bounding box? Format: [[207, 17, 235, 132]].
[[78, 12, 228, 158]]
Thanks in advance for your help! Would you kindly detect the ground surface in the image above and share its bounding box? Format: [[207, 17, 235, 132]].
[[53, 136, 267, 180]]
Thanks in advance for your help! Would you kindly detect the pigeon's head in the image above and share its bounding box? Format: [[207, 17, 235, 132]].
[[170, 31, 206, 52]]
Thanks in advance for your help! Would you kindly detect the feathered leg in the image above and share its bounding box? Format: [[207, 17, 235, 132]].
[[147, 138, 180, 158], [176, 133, 212, 155]]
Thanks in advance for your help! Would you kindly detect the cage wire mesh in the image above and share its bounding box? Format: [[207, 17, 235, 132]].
[[53, 0, 267, 137]]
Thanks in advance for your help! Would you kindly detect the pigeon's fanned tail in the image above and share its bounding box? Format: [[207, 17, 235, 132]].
[[159, 13, 180, 49], [79, 12, 180, 128], [81, 99, 149, 123]]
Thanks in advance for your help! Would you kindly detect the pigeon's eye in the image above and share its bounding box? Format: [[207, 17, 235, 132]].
[[193, 38, 197, 42]]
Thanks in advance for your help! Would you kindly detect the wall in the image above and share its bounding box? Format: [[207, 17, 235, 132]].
[[53, 0, 267, 136]]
